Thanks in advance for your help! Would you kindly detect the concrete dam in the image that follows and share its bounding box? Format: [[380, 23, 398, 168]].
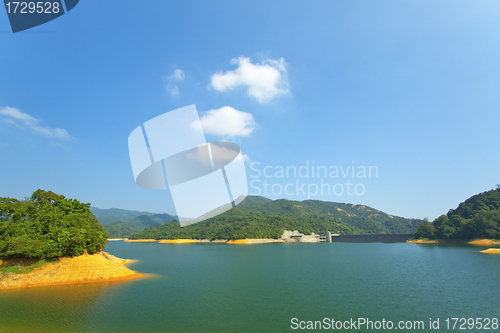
[[329, 233, 415, 243], [282, 231, 415, 243]]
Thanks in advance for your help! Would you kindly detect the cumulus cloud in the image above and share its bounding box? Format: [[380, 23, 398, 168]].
[[191, 106, 256, 138], [168, 85, 180, 97], [210, 57, 289, 103], [0, 106, 71, 140], [165, 69, 185, 97], [169, 69, 185, 82]]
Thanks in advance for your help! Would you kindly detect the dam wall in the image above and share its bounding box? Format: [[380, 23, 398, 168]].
[[330, 234, 414, 243]]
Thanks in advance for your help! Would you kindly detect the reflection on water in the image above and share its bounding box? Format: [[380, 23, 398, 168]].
[[0, 281, 125, 332], [0, 241, 499, 332]]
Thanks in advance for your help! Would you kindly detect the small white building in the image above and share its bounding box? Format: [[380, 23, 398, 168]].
[[281, 230, 304, 240], [281, 230, 325, 242]]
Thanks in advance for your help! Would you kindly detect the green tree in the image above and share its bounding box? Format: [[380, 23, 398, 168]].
[[414, 221, 436, 239], [414, 187, 500, 241], [0, 190, 107, 259]]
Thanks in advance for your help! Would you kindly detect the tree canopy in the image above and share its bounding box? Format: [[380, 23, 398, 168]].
[[0, 190, 107, 259], [414, 187, 500, 241]]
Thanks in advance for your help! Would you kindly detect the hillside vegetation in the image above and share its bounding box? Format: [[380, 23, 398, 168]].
[[414, 186, 500, 241], [0, 190, 107, 259], [90, 207, 157, 225], [103, 214, 176, 238], [129, 196, 422, 240], [90, 207, 177, 238]]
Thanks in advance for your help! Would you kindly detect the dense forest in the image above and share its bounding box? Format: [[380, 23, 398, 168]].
[[0, 190, 107, 259], [414, 186, 500, 241], [129, 196, 423, 240]]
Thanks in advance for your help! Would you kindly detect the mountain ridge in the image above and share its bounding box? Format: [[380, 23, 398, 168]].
[[90, 207, 157, 225], [128, 196, 423, 240]]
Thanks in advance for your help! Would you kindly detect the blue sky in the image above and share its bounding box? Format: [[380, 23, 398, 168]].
[[1, 0, 499, 220]]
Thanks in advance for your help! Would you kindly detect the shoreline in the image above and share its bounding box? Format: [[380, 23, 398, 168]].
[[159, 239, 199, 244], [407, 239, 438, 244], [120, 237, 500, 246], [407, 238, 500, 246], [227, 239, 284, 244], [408, 238, 500, 255], [0, 252, 143, 290], [468, 239, 500, 246], [121, 238, 284, 244], [480, 248, 500, 255]]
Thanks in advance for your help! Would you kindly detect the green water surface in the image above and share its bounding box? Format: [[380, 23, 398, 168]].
[[0, 241, 498, 332]]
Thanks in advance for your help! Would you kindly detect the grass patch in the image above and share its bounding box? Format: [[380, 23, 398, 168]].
[[0, 259, 56, 279]]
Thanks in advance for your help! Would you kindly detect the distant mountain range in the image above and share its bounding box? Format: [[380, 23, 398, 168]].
[[125, 196, 424, 240], [90, 207, 157, 225], [90, 207, 177, 238]]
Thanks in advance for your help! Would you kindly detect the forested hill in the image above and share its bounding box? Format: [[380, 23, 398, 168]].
[[129, 196, 423, 240], [90, 207, 157, 225], [414, 186, 500, 241], [103, 214, 176, 238], [0, 190, 107, 259], [208, 197, 422, 234], [89, 206, 178, 238]]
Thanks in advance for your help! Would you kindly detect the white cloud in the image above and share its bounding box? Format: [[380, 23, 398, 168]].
[[192, 106, 256, 137], [168, 85, 179, 97], [3, 118, 19, 126], [165, 69, 185, 97], [210, 57, 290, 103], [169, 69, 185, 82], [0, 107, 38, 122], [0, 106, 71, 140]]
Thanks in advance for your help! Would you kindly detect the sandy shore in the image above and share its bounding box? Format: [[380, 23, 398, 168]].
[[227, 239, 284, 244], [407, 239, 439, 244], [480, 248, 500, 254], [469, 239, 500, 246], [122, 238, 285, 244], [158, 239, 199, 244], [0, 252, 143, 290], [408, 238, 500, 245]]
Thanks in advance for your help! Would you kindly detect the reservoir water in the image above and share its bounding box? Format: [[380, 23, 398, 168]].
[[0, 241, 499, 332]]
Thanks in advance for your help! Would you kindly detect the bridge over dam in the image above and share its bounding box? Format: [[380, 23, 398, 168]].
[[328, 233, 414, 243]]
